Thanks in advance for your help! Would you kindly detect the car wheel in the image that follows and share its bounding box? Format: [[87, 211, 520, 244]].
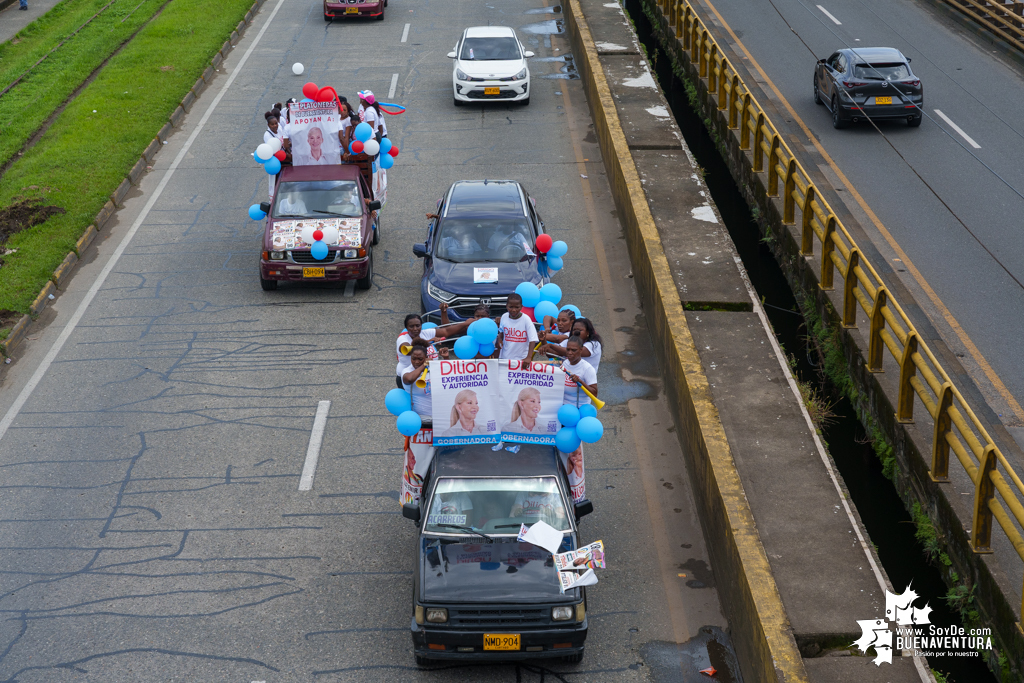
[[377, 11, 384, 20], [563, 648, 584, 664], [521, 96, 530, 106], [908, 115, 922, 127], [831, 96, 847, 129], [415, 655, 430, 666], [356, 249, 374, 290], [813, 78, 822, 105], [260, 272, 278, 291], [453, 96, 464, 107], [371, 217, 381, 245], [324, 13, 331, 22], [384, 0, 388, 5]]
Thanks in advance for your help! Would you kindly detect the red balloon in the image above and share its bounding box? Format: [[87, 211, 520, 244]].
[[522, 306, 536, 322], [313, 230, 324, 241], [302, 82, 319, 99], [316, 86, 336, 103], [352, 140, 364, 154], [388, 145, 399, 157], [536, 234, 553, 253], [273, 149, 286, 161]]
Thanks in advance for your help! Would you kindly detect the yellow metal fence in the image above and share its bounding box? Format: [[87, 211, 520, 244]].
[[941, 0, 1024, 53], [655, 0, 1024, 626]]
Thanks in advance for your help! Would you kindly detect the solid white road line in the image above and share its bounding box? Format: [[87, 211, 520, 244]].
[[817, 4, 842, 24], [0, 0, 289, 447], [298, 400, 331, 491], [401, 22, 410, 42], [388, 73, 398, 99], [934, 109, 981, 148]]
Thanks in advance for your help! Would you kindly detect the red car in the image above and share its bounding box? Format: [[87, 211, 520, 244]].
[[324, 0, 385, 22], [259, 163, 380, 291]]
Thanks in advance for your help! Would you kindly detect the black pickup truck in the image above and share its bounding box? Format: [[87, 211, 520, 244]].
[[402, 443, 594, 664]]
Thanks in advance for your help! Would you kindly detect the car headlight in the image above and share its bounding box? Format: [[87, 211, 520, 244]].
[[344, 249, 358, 258], [426, 608, 448, 623], [427, 281, 456, 303], [269, 251, 285, 260], [512, 67, 528, 81], [552, 606, 573, 621], [576, 601, 586, 623], [455, 68, 469, 81]]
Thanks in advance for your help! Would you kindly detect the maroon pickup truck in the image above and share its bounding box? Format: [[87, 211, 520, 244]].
[[324, 0, 385, 22], [258, 163, 380, 291]]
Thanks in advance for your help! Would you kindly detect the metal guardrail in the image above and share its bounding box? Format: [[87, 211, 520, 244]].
[[941, 0, 1024, 52], [652, 0, 1024, 627]]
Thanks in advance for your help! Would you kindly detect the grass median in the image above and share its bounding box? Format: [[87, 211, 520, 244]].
[[0, 0, 256, 320], [0, 0, 170, 170]]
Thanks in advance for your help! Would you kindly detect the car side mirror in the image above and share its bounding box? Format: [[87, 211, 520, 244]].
[[907, 57, 912, 62], [447, 51, 457, 58], [413, 242, 429, 258], [573, 499, 593, 521], [403, 503, 421, 522], [259, 202, 271, 213], [523, 50, 535, 58], [817, 58, 825, 64], [367, 200, 382, 212]]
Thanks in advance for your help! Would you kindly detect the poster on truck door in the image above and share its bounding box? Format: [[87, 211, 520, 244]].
[[430, 360, 562, 447], [401, 429, 434, 506], [285, 101, 342, 166]]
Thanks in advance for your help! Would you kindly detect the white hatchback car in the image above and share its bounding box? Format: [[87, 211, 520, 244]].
[[449, 26, 534, 106]]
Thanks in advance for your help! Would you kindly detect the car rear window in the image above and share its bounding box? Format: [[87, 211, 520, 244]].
[[854, 62, 910, 80], [460, 37, 521, 61]]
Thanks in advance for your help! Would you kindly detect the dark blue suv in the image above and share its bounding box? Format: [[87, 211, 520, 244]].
[[413, 180, 549, 321]]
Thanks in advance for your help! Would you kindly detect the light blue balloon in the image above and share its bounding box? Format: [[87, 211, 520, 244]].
[[380, 137, 393, 155], [559, 304, 582, 319], [579, 404, 598, 419], [254, 153, 268, 165], [515, 281, 540, 308], [354, 122, 374, 143], [311, 241, 329, 260], [548, 240, 568, 258], [555, 427, 582, 454], [547, 256, 564, 272], [539, 283, 562, 305], [471, 317, 498, 344], [385, 388, 412, 416], [264, 157, 282, 175], [478, 342, 495, 356], [533, 300, 558, 323], [576, 416, 604, 443], [454, 335, 480, 359], [421, 322, 438, 330], [396, 410, 422, 436], [558, 404, 581, 428], [248, 204, 266, 220], [380, 154, 394, 169]]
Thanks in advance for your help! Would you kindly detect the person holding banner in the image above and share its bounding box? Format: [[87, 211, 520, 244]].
[[441, 389, 488, 436], [396, 304, 476, 379], [561, 336, 598, 406], [542, 318, 603, 372], [497, 293, 538, 361], [537, 309, 576, 354], [401, 339, 450, 419], [502, 387, 548, 435]]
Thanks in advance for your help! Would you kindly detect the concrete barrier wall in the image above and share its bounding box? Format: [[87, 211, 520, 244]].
[[565, 2, 808, 680]]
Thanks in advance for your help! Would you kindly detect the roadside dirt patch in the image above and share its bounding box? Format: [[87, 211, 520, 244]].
[[0, 309, 22, 330], [0, 198, 65, 247]]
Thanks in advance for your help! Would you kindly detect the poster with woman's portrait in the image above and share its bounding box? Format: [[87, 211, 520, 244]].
[[430, 360, 501, 446], [285, 101, 342, 166], [498, 360, 562, 445], [401, 429, 435, 506]]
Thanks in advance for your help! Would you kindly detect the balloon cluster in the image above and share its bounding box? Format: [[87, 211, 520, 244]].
[[254, 136, 286, 175], [454, 317, 499, 359], [555, 403, 603, 452], [535, 235, 569, 272], [515, 281, 564, 323], [300, 223, 340, 261], [349, 123, 401, 169], [385, 388, 422, 436]]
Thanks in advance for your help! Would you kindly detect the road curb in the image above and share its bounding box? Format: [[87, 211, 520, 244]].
[[2, 0, 266, 361], [565, 1, 808, 680]]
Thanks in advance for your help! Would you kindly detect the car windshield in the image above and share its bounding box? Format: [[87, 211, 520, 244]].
[[853, 62, 910, 80], [435, 217, 534, 263], [460, 37, 521, 61], [425, 477, 569, 534], [272, 180, 361, 218]]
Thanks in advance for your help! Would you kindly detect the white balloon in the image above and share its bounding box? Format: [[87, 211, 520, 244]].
[[255, 143, 273, 161], [320, 226, 340, 244], [267, 137, 283, 153], [292, 62, 304, 75], [299, 225, 317, 245], [362, 139, 380, 156]]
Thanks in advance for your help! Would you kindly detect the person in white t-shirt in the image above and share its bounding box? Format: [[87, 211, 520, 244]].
[[497, 293, 538, 361], [357, 90, 385, 143], [544, 318, 602, 372], [395, 304, 474, 380], [263, 109, 286, 200], [537, 308, 576, 350], [561, 336, 599, 406], [400, 339, 451, 419]]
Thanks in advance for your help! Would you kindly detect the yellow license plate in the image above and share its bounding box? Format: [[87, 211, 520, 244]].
[[345, 7, 358, 13], [483, 634, 520, 651], [302, 267, 326, 278], [484, 87, 500, 95], [875, 96, 892, 105]]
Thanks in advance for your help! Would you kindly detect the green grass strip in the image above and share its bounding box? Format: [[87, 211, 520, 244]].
[[0, 0, 255, 315], [0, 0, 170, 169]]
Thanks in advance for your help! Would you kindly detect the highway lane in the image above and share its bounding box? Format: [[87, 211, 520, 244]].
[[690, 0, 1024, 450], [0, 0, 727, 680]]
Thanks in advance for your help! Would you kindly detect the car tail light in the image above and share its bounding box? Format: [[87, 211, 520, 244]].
[[901, 79, 920, 87], [842, 80, 868, 88]]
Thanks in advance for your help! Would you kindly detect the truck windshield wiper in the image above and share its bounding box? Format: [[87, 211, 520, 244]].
[[436, 524, 493, 542]]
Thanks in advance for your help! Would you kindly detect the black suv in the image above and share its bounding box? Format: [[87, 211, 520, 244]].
[[814, 47, 923, 128]]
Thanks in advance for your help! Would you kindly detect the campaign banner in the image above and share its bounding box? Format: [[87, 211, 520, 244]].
[[286, 101, 342, 166], [400, 429, 435, 506], [430, 360, 562, 447], [559, 445, 586, 502]]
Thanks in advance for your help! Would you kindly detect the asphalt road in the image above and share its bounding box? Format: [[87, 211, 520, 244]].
[[689, 0, 1024, 451], [0, 0, 728, 680]]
